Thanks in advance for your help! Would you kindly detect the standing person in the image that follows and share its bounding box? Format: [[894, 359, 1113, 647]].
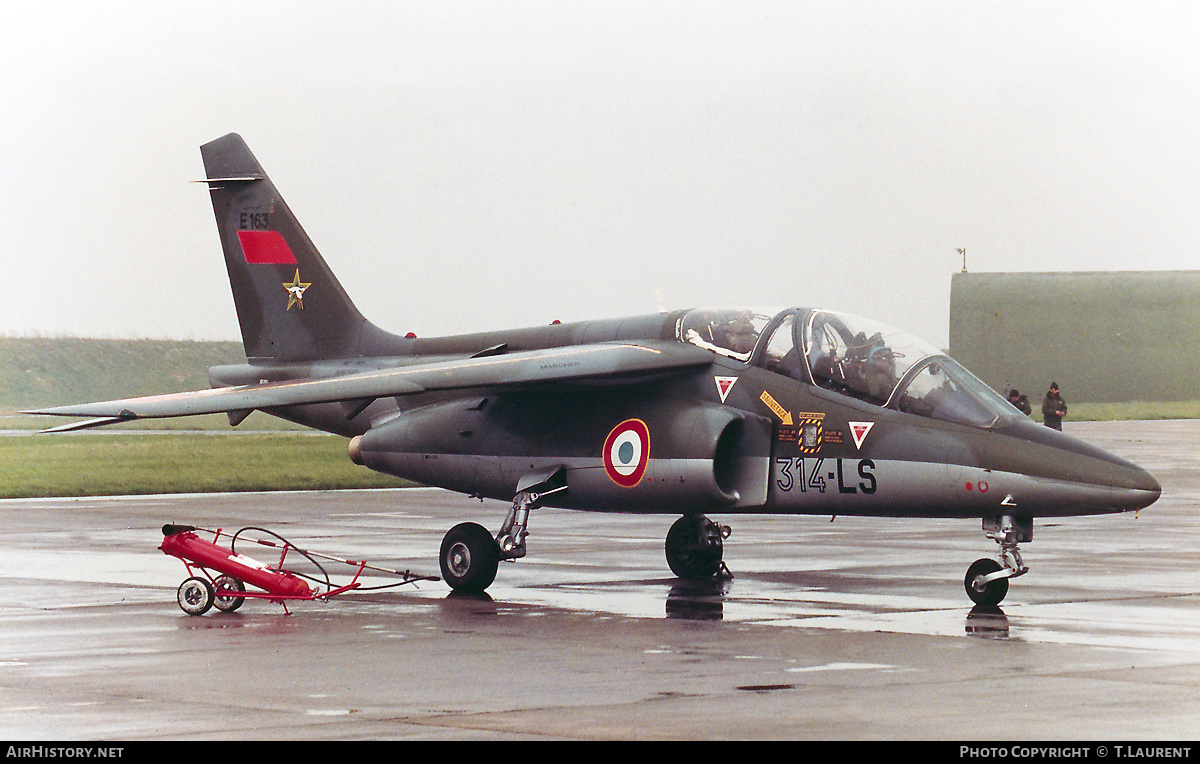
[[1042, 383, 1067, 430], [1007, 388, 1032, 416]]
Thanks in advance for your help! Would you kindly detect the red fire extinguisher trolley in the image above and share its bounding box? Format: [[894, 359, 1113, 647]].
[[160, 524, 438, 615]]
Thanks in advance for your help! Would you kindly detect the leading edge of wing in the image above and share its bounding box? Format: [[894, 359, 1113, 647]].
[[24, 341, 714, 428]]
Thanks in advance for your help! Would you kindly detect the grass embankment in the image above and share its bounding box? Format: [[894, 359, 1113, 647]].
[[1, 337, 392, 498], [0, 432, 409, 499], [1066, 400, 1200, 421], [1, 335, 306, 432], [1, 336, 246, 410]]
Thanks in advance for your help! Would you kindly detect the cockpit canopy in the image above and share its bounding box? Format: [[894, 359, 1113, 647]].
[[677, 307, 777, 363], [678, 307, 1017, 429]]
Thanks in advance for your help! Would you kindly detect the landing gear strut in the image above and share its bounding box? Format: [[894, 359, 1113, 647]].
[[964, 515, 1030, 607], [665, 514, 732, 579], [439, 468, 567, 592]]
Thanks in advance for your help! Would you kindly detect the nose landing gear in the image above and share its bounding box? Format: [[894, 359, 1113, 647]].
[[965, 514, 1030, 607], [666, 514, 733, 579]]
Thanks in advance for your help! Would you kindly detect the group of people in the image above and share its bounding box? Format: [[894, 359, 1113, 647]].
[[1006, 383, 1068, 430]]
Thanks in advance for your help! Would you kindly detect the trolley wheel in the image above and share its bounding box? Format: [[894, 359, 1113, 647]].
[[440, 522, 500, 592], [177, 576, 215, 616], [213, 575, 246, 613]]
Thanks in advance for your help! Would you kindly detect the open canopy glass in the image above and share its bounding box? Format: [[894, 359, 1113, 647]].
[[679, 307, 1018, 430]]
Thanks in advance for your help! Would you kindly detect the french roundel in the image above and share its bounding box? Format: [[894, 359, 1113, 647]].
[[603, 419, 650, 488]]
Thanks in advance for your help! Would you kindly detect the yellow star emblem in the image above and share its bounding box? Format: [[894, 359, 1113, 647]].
[[282, 269, 311, 310]]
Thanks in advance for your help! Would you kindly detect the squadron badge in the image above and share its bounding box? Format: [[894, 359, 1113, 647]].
[[283, 269, 311, 310]]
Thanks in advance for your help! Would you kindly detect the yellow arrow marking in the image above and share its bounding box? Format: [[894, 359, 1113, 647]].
[[759, 390, 793, 426]]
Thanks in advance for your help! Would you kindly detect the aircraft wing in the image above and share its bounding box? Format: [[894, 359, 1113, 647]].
[[25, 341, 714, 432]]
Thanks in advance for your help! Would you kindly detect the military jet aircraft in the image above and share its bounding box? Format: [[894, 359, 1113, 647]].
[[29, 133, 1161, 606]]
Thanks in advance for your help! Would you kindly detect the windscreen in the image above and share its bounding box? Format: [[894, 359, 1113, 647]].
[[893, 357, 1017, 428]]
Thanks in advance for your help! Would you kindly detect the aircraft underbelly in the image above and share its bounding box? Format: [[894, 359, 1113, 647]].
[[362, 452, 767, 513]]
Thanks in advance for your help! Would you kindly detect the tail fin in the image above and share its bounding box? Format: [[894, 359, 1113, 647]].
[[200, 133, 386, 361]]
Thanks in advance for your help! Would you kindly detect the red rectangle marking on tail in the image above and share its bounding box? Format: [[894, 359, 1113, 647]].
[[237, 230, 297, 264]]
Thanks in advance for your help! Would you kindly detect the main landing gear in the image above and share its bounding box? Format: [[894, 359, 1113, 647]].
[[439, 470, 567, 593], [964, 515, 1030, 607], [438, 488, 735, 592], [439, 522, 500, 592], [665, 514, 732, 580]]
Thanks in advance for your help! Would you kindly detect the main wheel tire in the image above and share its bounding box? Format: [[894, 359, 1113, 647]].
[[964, 558, 1009, 607], [177, 576, 215, 616], [213, 575, 246, 613], [665, 515, 724, 579], [440, 522, 501, 592]]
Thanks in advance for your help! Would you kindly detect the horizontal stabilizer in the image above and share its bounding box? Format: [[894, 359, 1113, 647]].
[[38, 416, 135, 434], [193, 176, 264, 184], [26, 341, 713, 427]]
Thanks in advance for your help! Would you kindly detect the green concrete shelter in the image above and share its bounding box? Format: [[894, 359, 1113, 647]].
[[949, 271, 1200, 404]]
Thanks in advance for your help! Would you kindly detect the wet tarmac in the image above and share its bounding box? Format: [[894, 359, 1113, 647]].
[[0, 420, 1197, 740]]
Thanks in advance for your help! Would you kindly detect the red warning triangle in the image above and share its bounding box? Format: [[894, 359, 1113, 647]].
[[849, 421, 874, 449], [714, 376, 738, 402]]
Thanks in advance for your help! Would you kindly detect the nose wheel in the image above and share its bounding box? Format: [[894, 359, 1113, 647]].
[[965, 558, 1009, 607], [665, 514, 732, 579], [964, 515, 1030, 607]]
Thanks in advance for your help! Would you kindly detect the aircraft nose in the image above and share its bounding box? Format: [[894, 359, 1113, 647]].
[[993, 419, 1162, 514], [1046, 454, 1160, 516], [1125, 463, 1161, 508], [1063, 445, 1161, 513], [1135, 464, 1161, 495], [1099, 459, 1161, 514]]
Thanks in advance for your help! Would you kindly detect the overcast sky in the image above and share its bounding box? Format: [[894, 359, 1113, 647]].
[[3, 1, 1197, 349]]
